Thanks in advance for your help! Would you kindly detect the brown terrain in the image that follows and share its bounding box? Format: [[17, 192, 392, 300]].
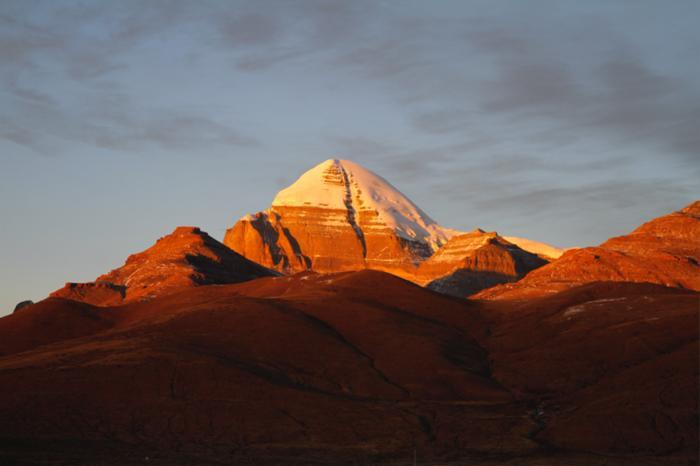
[[480, 281, 698, 457], [0, 197, 697, 464], [0, 272, 697, 464], [50, 226, 276, 306], [1, 272, 535, 465], [477, 201, 700, 300]]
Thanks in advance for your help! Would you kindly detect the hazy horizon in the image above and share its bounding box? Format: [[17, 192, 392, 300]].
[[2, 0, 698, 314]]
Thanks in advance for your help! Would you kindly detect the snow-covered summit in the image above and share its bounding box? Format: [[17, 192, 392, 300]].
[[271, 159, 458, 251]]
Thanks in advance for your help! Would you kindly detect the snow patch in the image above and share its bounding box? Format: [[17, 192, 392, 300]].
[[503, 236, 564, 259]]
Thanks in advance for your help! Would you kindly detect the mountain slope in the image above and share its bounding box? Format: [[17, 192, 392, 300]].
[[224, 159, 459, 274], [50, 226, 275, 306], [0, 271, 540, 464], [408, 229, 548, 297], [479, 282, 698, 456], [0, 272, 695, 464], [477, 200, 700, 299]]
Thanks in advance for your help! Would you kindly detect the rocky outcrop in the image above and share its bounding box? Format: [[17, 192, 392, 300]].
[[409, 230, 548, 297], [50, 226, 276, 306], [224, 159, 457, 274], [477, 200, 700, 299], [51, 282, 126, 306], [12, 300, 34, 313]]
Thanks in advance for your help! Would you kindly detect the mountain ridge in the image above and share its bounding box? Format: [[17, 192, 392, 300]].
[[476, 200, 700, 299], [224, 158, 558, 294], [50, 226, 276, 306]]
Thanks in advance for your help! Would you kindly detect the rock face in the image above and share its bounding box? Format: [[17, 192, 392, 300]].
[[224, 159, 554, 295], [50, 226, 275, 306], [51, 282, 127, 306], [12, 300, 34, 313], [224, 159, 458, 275], [412, 230, 548, 297], [477, 201, 700, 299]]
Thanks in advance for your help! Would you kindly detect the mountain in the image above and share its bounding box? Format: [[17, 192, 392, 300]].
[[224, 159, 556, 294], [477, 201, 700, 299], [224, 159, 459, 275], [409, 229, 548, 297], [50, 226, 275, 306], [0, 271, 695, 464]]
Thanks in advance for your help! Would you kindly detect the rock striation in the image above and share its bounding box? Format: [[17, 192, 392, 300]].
[[224, 159, 458, 274]]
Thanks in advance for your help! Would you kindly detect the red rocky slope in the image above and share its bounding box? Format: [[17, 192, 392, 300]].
[[50, 226, 275, 306], [410, 229, 547, 297], [0, 271, 539, 464], [0, 272, 695, 464], [477, 200, 700, 299]]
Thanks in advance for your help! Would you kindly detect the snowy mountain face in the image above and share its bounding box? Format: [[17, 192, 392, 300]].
[[224, 158, 559, 289], [225, 159, 464, 275], [271, 159, 457, 252]]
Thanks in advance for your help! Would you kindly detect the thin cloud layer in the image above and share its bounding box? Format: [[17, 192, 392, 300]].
[[1, 0, 697, 242]]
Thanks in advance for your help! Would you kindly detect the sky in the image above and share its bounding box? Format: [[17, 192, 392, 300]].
[[1, 0, 698, 315]]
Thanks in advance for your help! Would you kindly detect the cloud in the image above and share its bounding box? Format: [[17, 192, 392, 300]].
[[410, 109, 474, 135], [422, 20, 700, 166], [0, 119, 51, 154], [1, 89, 258, 155], [2, 0, 698, 180], [325, 136, 398, 158], [212, 0, 377, 71], [91, 114, 260, 152], [472, 178, 694, 217], [0, 1, 263, 156], [218, 12, 282, 47], [480, 60, 579, 113], [304, 10, 700, 175]]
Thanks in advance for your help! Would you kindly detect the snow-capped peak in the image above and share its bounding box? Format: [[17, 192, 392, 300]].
[[272, 159, 458, 251]]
